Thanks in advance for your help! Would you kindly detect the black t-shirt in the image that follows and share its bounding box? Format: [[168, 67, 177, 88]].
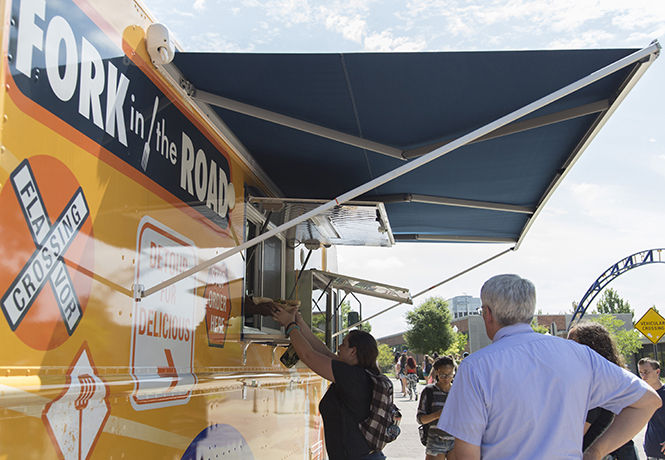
[[645, 385, 665, 458], [584, 407, 614, 451], [584, 407, 635, 455], [319, 360, 372, 460]]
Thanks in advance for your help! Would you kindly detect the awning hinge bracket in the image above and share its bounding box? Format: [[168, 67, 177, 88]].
[[179, 77, 196, 97]]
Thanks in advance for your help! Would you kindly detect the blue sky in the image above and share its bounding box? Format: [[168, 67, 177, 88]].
[[142, 0, 665, 337]]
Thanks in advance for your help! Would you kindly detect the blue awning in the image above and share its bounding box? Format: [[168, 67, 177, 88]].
[[171, 45, 658, 245]]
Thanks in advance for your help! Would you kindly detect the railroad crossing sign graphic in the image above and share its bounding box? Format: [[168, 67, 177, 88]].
[[634, 308, 665, 344], [42, 343, 110, 460], [0, 157, 94, 349]]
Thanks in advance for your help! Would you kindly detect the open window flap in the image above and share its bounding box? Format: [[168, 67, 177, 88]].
[[249, 197, 394, 247], [311, 269, 411, 304]]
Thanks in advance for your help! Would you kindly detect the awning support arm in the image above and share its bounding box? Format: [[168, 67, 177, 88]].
[[316, 278, 335, 303], [312, 298, 323, 313], [514, 42, 660, 251], [394, 234, 516, 243], [135, 42, 659, 300], [336, 292, 350, 313], [332, 246, 514, 337], [193, 89, 405, 160], [403, 99, 611, 159], [373, 193, 535, 214]]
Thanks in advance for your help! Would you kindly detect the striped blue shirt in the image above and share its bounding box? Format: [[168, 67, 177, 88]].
[[437, 323, 649, 459]]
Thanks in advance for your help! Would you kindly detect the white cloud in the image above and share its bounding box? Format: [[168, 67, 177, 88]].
[[323, 12, 366, 43], [263, 0, 317, 26], [548, 30, 616, 49], [193, 0, 206, 11], [363, 30, 427, 51], [189, 32, 254, 52]]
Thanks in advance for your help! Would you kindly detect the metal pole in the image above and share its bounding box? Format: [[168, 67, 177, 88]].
[[138, 42, 660, 300], [654, 343, 658, 361], [325, 290, 332, 350]]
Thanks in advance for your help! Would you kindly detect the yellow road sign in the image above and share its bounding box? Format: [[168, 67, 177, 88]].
[[634, 308, 665, 344]]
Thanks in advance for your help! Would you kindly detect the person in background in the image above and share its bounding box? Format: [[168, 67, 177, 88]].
[[423, 355, 433, 381], [406, 356, 419, 400], [427, 352, 440, 384], [399, 351, 409, 398], [437, 274, 660, 460], [568, 322, 639, 459], [638, 357, 665, 460], [417, 356, 457, 460], [394, 353, 407, 396], [271, 307, 387, 460]]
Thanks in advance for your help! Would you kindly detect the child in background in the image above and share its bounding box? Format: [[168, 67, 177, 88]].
[[417, 357, 456, 460], [405, 356, 419, 400]]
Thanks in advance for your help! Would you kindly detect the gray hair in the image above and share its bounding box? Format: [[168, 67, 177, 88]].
[[481, 274, 536, 326]]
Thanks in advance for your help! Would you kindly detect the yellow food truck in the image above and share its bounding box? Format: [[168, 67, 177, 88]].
[[0, 0, 658, 458]]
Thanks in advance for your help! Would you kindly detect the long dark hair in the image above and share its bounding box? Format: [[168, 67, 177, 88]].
[[347, 330, 380, 374], [568, 322, 624, 367], [406, 356, 417, 370]]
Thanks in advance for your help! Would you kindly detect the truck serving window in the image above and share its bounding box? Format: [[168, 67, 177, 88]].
[[243, 208, 285, 337]]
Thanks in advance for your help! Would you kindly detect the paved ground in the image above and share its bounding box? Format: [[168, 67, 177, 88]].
[[382, 377, 426, 460], [382, 377, 649, 460]]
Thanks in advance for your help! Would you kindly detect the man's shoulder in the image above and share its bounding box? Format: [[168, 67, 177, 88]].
[[463, 331, 588, 366]]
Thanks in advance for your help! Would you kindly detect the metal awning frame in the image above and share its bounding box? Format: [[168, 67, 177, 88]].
[[372, 193, 535, 214], [134, 41, 660, 300]]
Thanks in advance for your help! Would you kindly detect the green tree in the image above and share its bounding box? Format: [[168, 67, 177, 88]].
[[593, 314, 643, 363], [377, 343, 395, 373], [531, 318, 549, 334], [596, 288, 633, 316], [404, 297, 454, 354], [443, 331, 468, 359], [571, 301, 579, 314]]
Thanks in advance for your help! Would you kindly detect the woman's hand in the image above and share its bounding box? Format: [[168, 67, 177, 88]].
[[272, 304, 296, 327]]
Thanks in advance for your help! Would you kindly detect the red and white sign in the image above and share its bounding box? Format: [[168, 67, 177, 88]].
[[42, 343, 110, 460], [204, 264, 232, 348], [130, 217, 197, 410]]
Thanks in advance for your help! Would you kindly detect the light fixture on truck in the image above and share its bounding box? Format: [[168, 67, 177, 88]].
[[146, 23, 175, 66]]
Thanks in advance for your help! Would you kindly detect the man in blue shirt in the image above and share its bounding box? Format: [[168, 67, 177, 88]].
[[638, 357, 665, 459], [437, 274, 660, 460]]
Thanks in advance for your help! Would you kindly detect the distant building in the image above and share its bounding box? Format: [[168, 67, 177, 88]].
[[450, 295, 481, 319], [452, 312, 634, 354]]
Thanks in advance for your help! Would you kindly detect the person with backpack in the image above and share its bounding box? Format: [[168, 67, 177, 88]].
[[272, 307, 398, 459], [417, 356, 456, 460]]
